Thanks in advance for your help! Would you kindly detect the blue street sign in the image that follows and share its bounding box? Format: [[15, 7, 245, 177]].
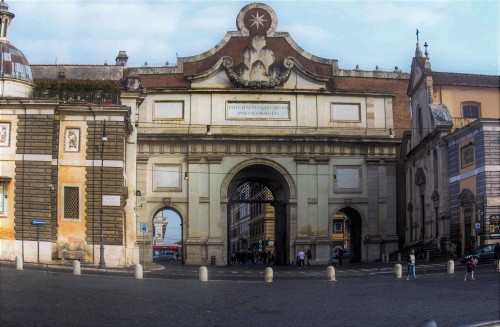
[[31, 220, 46, 225], [140, 223, 148, 233]]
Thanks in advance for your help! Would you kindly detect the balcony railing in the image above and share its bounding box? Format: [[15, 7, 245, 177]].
[[33, 89, 121, 105]]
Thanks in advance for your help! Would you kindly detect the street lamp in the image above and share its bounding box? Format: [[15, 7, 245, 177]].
[[98, 120, 107, 269]]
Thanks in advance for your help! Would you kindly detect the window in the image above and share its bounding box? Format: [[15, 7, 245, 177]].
[[417, 106, 423, 136], [0, 182, 6, 216], [462, 103, 480, 119], [64, 186, 80, 219], [461, 143, 475, 168], [334, 222, 343, 233]]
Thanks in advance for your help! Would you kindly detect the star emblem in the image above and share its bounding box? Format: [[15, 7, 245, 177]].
[[249, 11, 267, 30]]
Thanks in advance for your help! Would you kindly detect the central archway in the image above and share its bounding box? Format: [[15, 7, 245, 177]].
[[224, 162, 293, 266]]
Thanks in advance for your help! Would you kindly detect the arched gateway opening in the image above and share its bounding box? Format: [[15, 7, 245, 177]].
[[331, 207, 362, 263], [151, 207, 183, 264], [226, 164, 291, 266]]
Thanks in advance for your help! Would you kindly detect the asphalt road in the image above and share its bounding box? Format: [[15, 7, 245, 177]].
[[1, 265, 499, 327]]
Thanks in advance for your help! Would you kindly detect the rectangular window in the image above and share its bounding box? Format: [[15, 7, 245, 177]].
[[334, 222, 343, 233], [153, 101, 184, 120], [0, 183, 6, 215], [64, 186, 79, 219], [462, 105, 479, 119], [331, 103, 361, 122], [460, 143, 475, 168], [153, 164, 181, 191]]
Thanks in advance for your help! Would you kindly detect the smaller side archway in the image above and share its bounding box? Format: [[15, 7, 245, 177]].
[[330, 206, 363, 263], [151, 206, 184, 264]]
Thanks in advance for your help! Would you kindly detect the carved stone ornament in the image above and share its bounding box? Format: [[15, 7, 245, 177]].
[[407, 202, 413, 212], [431, 190, 440, 202], [222, 37, 294, 89]]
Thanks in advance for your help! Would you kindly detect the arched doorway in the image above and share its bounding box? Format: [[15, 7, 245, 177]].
[[331, 207, 362, 263], [226, 163, 291, 266], [152, 207, 183, 263]]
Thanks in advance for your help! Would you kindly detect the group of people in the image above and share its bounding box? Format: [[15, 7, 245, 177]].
[[407, 242, 500, 281], [230, 250, 275, 267]]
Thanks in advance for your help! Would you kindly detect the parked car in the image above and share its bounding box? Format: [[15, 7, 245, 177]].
[[460, 244, 495, 265], [153, 251, 176, 263]]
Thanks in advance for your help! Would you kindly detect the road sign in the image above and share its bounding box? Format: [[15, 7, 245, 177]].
[[475, 223, 480, 229], [140, 223, 149, 233], [31, 220, 46, 225]]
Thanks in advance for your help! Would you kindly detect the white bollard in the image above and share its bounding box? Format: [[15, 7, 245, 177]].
[[398, 253, 401, 262], [73, 260, 81, 276], [394, 264, 402, 278], [264, 267, 273, 283], [199, 266, 208, 282], [422, 319, 438, 327], [426, 251, 430, 263], [15, 256, 23, 270], [134, 264, 143, 280], [327, 266, 337, 281], [447, 260, 454, 274], [496, 260, 500, 272]]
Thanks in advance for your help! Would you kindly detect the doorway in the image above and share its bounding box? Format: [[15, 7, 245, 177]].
[[152, 207, 183, 263]]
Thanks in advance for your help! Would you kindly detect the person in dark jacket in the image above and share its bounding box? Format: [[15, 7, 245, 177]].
[[494, 242, 500, 273]]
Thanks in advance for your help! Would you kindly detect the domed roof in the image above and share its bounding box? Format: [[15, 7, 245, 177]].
[[0, 0, 32, 83], [0, 41, 33, 83]]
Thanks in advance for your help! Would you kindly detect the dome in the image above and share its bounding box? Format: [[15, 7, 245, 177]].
[[0, 41, 33, 83]]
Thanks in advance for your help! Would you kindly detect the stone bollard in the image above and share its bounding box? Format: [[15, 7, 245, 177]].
[[398, 253, 401, 262], [327, 266, 337, 281], [426, 251, 430, 263], [421, 319, 437, 327], [15, 256, 23, 270], [447, 260, 454, 274], [73, 260, 81, 276], [496, 260, 500, 272], [394, 264, 402, 279], [199, 266, 208, 282], [134, 264, 143, 280], [264, 267, 273, 283]]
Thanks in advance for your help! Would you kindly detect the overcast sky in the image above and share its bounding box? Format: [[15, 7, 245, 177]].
[[7, 0, 499, 75]]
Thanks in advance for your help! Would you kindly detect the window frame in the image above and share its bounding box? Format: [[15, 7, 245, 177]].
[[62, 185, 81, 220], [460, 143, 475, 169], [461, 102, 481, 119], [0, 182, 7, 216]]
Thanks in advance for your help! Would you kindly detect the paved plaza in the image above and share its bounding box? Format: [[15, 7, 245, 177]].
[[1, 261, 499, 327]]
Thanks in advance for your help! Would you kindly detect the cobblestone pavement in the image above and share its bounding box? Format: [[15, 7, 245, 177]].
[[1, 263, 499, 327]]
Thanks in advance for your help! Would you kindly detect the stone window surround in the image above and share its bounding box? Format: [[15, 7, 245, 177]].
[[62, 184, 81, 221]]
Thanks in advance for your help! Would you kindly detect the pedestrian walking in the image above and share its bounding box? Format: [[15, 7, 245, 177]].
[[464, 256, 475, 281], [338, 247, 344, 266], [305, 249, 312, 267], [494, 242, 500, 273], [297, 249, 305, 268], [406, 249, 417, 280]]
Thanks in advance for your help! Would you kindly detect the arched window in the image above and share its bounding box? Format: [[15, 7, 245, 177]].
[[461, 102, 481, 119], [417, 106, 424, 137], [433, 149, 439, 190]]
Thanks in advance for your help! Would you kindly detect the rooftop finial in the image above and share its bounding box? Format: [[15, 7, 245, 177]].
[[424, 42, 429, 58], [414, 29, 423, 58]]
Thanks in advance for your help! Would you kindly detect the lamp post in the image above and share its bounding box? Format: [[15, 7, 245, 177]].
[[98, 120, 107, 269]]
